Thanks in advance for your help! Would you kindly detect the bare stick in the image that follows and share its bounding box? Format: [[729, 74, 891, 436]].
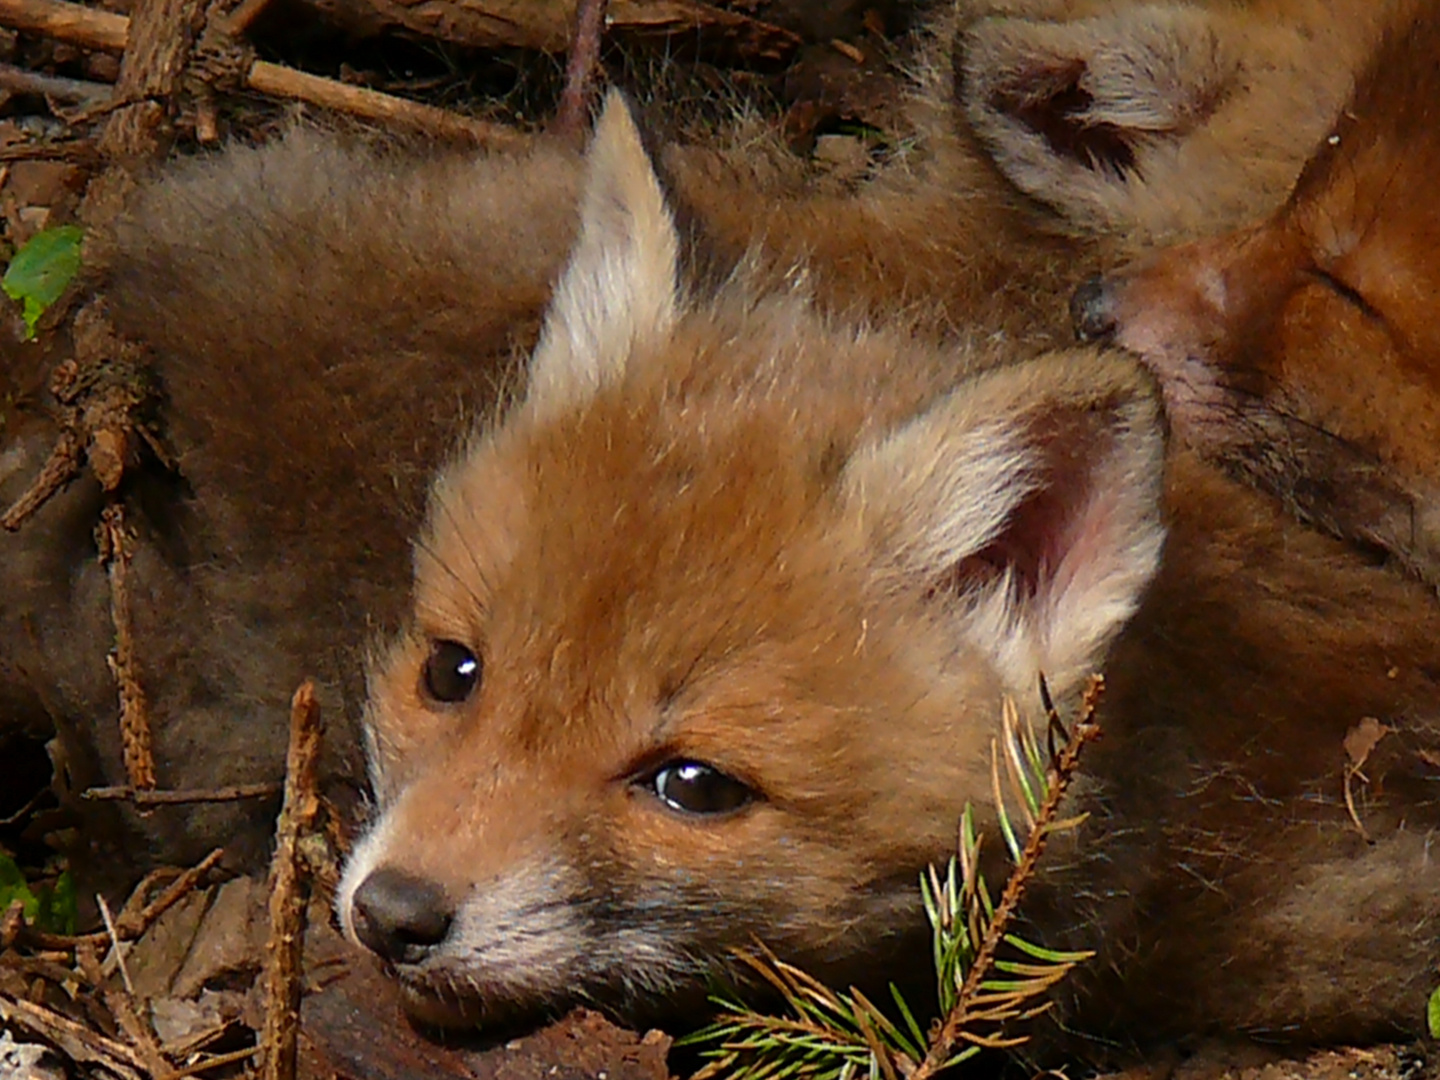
[[257, 682, 325, 1080], [246, 62, 527, 147], [0, 993, 146, 1080], [77, 938, 171, 1079], [122, 846, 225, 935], [98, 503, 156, 791], [82, 781, 281, 804], [223, 0, 275, 36], [0, 0, 529, 146], [0, 61, 110, 102], [552, 0, 609, 140], [21, 847, 223, 950], [0, 139, 98, 163], [1, 429, 83, 531], [96, 893, 135, 994], [166, 1045, 260, 1078], [0, 0, 127, 49], [99, 0, 206, 162]]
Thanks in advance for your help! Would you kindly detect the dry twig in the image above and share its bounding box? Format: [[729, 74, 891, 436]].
[[82, 781, 281, 805], [552, 0, 609, 139], [75, 939, 171, 1078], [166, 1045, 261, 1078], [20, 847, 224, 950], [257, 682, 325, 1080], [0, 429, 83, 531], [98, 503, 157, 791], [0, 993, 146, 1080], [0, 0, 529, 145], [0, 61, 111, 102]]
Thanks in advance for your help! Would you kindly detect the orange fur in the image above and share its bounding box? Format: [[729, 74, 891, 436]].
[[1076, 2, 1440, 583], [0, 1, 1431, 1054], [336, 94, 1440, 1056]]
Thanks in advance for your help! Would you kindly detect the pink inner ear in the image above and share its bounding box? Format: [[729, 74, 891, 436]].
[[983, 57, 1139, 176], [944, 407, 1118, 603]]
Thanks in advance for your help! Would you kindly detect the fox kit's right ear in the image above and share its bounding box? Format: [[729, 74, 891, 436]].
[[841, 350, 1166, 700], [525, 90, 681, 419], [958, 8, 1237, 235], [961, 8, 1229, 173]]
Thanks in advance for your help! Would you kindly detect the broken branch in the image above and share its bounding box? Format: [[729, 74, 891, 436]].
[[0, 0, 529, 145], [257, 681, 325, 1080], [82, 781, 281, 805]]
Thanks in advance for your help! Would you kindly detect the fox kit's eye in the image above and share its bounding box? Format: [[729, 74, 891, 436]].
[[651, 761, 753, 816], [1309, 267, 1382, 321], [422, 640, 482, 704]]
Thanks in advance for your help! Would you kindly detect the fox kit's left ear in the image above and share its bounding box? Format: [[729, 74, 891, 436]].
[[526, 90, 681, 417], [842, 350, 1166, 699]]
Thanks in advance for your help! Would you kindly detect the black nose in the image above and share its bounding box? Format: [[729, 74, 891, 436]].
[[1071, 274, 1118, 343], [350, 867, 454, 965]]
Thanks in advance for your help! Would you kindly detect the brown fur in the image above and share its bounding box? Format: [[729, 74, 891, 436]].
[[951, 0, 1397, 244], [336, 94, 1440, 1056], [0, 2, 1431, 1051], [1075, 2, 1440, 583]]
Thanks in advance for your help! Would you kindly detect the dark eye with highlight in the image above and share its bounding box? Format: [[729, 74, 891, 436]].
[[650, 761, 754, 816], [422, 640, 482, 704]]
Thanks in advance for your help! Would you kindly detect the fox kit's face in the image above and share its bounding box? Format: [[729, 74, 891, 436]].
[[336, 94, 1166, 1030], [1072, 7, 1440, 580]]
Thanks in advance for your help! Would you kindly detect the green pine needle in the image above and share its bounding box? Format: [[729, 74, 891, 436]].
[[686, 676, 1106, 1080]]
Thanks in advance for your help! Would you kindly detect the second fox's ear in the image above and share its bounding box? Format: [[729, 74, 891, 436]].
[[841, 350, 1166, 699], [958, 8, 1233, 233], [526, 90, 681, 418]]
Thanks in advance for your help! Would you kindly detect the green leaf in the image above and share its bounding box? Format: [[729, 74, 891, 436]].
[[0, 853, 39, 922], [0, 856, 76, 933], [2, 224, 83, 340], [1428, 985, 1440, 1039], [35, 870, 77, 934]]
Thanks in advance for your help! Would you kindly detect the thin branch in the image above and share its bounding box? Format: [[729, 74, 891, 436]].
[[0, 993, 146, 1080], [20, 847, 223, 950], [164, 1045, 261, 1078], [257, 682, 325, 1080], [910, 677, 1104, 1080], [98, 502, 156, 791], [552, 0, 609, 140], [0, 0, 530, 146], [0, 429, 83, 531], [82, 781, 280, 805], [0, 61, 111, 103], [223, 0, 275, 35], [0, 0, 126, 48]]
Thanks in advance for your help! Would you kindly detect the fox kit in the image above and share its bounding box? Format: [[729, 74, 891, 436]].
[[335, 94, 1440, 1052], [951, 0, 1396, 245], [1072, 2, 1440, 583], [5, 0, 1372, 872], [0, 1, 1432, 1041]]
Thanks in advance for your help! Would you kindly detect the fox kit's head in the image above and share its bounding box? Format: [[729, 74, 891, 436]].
[[336, 93, 1167, 1031]]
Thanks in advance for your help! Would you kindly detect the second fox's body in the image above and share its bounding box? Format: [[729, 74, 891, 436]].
[[1076, 2, 1440, 583]]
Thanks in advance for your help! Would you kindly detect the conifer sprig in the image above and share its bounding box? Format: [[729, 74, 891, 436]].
[[684, 675, 1106, 1080]]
